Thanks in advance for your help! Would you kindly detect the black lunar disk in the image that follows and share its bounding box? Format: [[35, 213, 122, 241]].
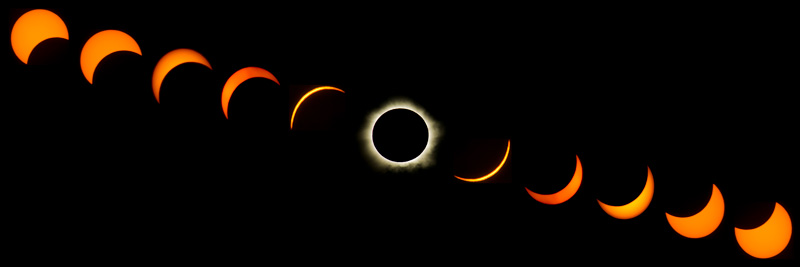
[[372, 108, 429, 162]]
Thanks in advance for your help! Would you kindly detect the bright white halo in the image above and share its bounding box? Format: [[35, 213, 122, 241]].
[[361, 98, 442, 172]]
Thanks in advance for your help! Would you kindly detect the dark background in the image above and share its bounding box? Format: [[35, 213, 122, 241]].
[[7, 5, 795, 263]]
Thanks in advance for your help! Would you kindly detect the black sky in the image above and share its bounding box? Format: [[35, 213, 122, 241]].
[[7, 5, 796, 263]]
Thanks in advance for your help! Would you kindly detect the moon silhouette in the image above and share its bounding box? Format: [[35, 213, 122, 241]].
[[80, 29, 142, 84], [290, 86, 345, 129], [597, 166, 655, 220], [735, 202, 792, 259], [665, 184, 725, 239], [372, 108, 429, 162], [455, 140, 511, 182], [10, 9, 69, 64], [361, 98, 441, 171], [152, 48, 212, 103], [525, 155, 582, 205], [221, 66, 280, 119]]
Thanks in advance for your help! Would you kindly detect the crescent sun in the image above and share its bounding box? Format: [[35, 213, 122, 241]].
[[80, 29, 142, 84], [665, 184, 725, 239], [525, 155, 583, 205], [152, 48, 212, 103], [597, 166, 655, 220], [290, 86, 345, 129], [455, 140, 511, 182], [221, 66, 280, 119], [10, 9, 69, 64]]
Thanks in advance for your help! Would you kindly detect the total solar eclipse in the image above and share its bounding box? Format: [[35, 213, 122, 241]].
[[362, 98, 441, 171], [372, 108, 428, 162]]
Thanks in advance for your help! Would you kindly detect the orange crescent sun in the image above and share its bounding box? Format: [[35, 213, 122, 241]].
[[290, 86, 345, 129], [455, 140, 511, 182], [665, 184, 725, 239], [597, 166, 655, 220], [735, 202, 793, 259], [80, 29, 142, 84], [11, 9, 69, 64], [525, 155, 583, 205], [221, 66, 280, 119], [152, 48, 212, 103]]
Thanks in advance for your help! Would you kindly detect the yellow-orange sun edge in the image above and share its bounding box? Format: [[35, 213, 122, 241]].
[[734, 202, 793, 259], [525, 155, 582, 205], [596, 166, 655, 220], [79, 29, 142, 84], [664, 184, 725, 239], [455, 139, 511, 182], [290, 86, 345, 129], [221, 66, 280, 119], [152, 48, 212, 103], [10, 9, 69, 64]]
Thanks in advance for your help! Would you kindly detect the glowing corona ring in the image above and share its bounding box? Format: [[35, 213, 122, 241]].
[[361, 98, 441, 171]]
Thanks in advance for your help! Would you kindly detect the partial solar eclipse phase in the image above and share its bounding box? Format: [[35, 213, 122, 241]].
[[290, 86, 345, 129], [597, 166, 655, 220], [152, 48, 212, 103], [525, 155, 582, 204], [80, 29, 142, 84], [665, 184, 725, 239], [10, 9, 69, 64], [221, 66, 280, 119], [735, 202, 792, 259], [454, 140, 511, 182]]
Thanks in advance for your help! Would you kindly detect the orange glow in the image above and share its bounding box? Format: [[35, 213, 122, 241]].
[[290, 86, 345, 129], [152, 48, 212, 103], [597, 166, 655, 220], [525, 155, 583, 205], [80, 29, 142, 84], [735, 202, 793, 259], [10, 9, 69, 64], [221, 66, 280, 119], [455, 140, 511, 182], [665, 184, 725, 239]]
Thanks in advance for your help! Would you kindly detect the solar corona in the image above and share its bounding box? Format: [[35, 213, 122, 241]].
[[361, 98, 441, 171], [9, 8, 793, 260]]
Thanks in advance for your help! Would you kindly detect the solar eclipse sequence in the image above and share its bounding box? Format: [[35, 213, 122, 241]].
[[8, 7, 794, 263]]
